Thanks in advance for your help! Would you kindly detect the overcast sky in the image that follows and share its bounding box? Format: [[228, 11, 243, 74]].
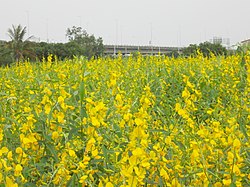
[[1, 0, 249, 46]]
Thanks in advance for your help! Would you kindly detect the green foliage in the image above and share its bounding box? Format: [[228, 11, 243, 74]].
[[6, 24, 34, 62], [183, 42, 227, 57], [236, 44, 250, 55], [34, 42, 82, 60], [66, 26, 104, 58], [0, 25, 104, 65], [0, 41, 12, 66], [0, 54, 249, 186], [182, 44, 198, 56]]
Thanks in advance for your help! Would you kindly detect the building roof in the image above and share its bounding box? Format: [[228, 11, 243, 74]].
[[241, 39, 250, 43]]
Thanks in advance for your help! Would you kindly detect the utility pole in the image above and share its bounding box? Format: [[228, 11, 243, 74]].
[[46, 19, 49, 43], [150, 23, 153, 55], [114, 20, 118, 56], [150, 23, 153, 45], [116, 20, 118, 46], [177, 25, 182, 53], [179, 25, 182, 47], [78, 16, 82, 28], [26, 11, 30, 37], [120, 25, 123, 46]]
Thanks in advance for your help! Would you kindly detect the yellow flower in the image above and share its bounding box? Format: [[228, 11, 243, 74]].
[[60, 88, 70, 98], [98, 181, 104, 187], [213, 182, 222, 187], [22, 137, 32, 145], [83, 155, 91, 164], [233, 138, 241, 149], [0, 132, 3, 142], [178, 109, 188, 118], [44, 103, 51, 114], [171, 178, 181, 187], [68, 150, 76, 158], [160, 168, 170, 180], [182, 87, 190, 98], [86, 138, 96, 152], [206, 108, 214, 115], [0, 173, 2, 183], [191, 149, 199, 162], [141, 160, 150, 168], [58, 96, 64, 104], [227, 151, 234, 163], [106, 182, 114, 187], [222, 178, 231, 186], [43, 87, 52, 96], [115, 94, 122, 103], [59, 73, 66, 79], [1, 159, 11, 172], [24, 106, 32, 113], [57, 112, 65, 123], [128, 175, 138, 187], [186, 81, 194, 89], [52, 131, 59, 140], [16, 147, 23, 154], [92, 148, 99, 157], [86, 98, 94, 104], [232, 165, 241, 176], [14, 164, 23, 176], [7, 151, 13, 161], [6, 176, 18, 187], [135, 118, 144, 126], [175, 103, 181, 112], [123, 113, 132, 122], [91, 116, 100, 127], [29, 90, 34, 94], [1, 147, 8, 154], [79, 175, 88, 183], [0, 148, 6, 157], [132, 148, 144, 157]]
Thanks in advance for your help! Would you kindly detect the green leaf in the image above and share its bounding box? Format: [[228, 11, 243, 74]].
[[66, 173, 76, 187], [79, 81, 85, 103], [113, 124, 122, 138], [46, 144, 59, 162]]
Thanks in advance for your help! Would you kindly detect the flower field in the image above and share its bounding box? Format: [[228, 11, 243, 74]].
[[0, 52, 250, 186]]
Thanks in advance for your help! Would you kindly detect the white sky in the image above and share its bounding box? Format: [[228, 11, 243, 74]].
[[0, 0, 249, 46]]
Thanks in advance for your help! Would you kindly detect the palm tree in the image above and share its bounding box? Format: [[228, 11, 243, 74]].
[[7, 24, 33, 62]]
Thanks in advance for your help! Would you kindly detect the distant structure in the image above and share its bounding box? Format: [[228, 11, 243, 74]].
[[104, 45, 181, 56], [209, 36, 230, 49], [241, 39, 250, 46]]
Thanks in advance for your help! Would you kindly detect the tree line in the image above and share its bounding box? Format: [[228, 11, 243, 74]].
[[182, 42, 228, 57], [1, 24, 241, 66], [0, 25, 104, 66]]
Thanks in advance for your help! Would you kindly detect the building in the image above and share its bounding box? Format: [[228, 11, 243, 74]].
[[209, 37, 230, 49], [241, 39, 250, 46], [104, 45, 181, 56]]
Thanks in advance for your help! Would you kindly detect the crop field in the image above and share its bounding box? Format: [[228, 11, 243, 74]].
[[0, 52, 249, 186]]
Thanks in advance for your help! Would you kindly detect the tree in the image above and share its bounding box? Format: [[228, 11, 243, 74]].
[[7, 24, 34, 61], [66, 26, 88, 42], [0, 40, 12, 66], [199, 42, 227, 57], [66, 26, 104, 58], [183, 42, 227, 57], [182, 44, 198, 57]]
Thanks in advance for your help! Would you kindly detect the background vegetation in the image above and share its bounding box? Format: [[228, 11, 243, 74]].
[[1, 24, 249, 66], [0, 25, 104, 66]]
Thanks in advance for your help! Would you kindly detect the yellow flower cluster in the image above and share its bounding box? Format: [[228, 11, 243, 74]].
[[0, 52, 249, 186]]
